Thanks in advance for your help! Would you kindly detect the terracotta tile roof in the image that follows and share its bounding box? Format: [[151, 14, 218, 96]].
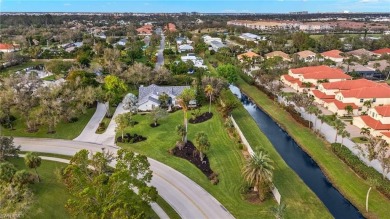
[[164, 23, 177, 32], [290, 65, 351, 80], [373, 48, 390, 55], [326, 99, 358, 109], [136, 25, 153, 34], [321, 79, 379, 90], [311, 90, 335, 99], [0, 43, 16, 50], [296, 50, 316, 59], [360, 115, 390, 130], [321, 50, 343, 58], [380, 132, 390, 138], [264, 51, 290, 60], [237, 51, 260, 60], [282, 74, 299, 83], [374, 105, 390, 117], [340, 86, 390, 98]]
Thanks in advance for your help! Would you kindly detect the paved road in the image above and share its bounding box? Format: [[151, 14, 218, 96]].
[[155, 34, 165, 70], [14, 137, 235, 219]]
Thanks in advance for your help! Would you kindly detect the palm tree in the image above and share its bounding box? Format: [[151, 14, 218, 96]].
[[318, 114, 326, 133], [333, 119, 346, 143], [363, 100, 372, 111], [195, 132, 211, 161], [344, 105, 353, 116], [242, 150, 274, 201], [360, 127, 371, 137], [307, 105, 319, 130], [340, 130, 350, 145], [24, 152, 42, 182], [366, 178, 379, 212], [177, 88, 195, 143], [204, 84, 214, 114]]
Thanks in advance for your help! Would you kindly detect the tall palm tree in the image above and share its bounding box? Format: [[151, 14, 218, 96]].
[[242, 151, 274, 201], [333, 119, 346, 143], [177, 88, 195, 143], [340, 130, 350, 145], [360, 127, 371, 137], [204, 84, 214, 114], [24, 152, 42, 182]]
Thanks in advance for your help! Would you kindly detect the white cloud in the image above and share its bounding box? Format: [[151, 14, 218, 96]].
[[64, 3, 71, 6], [359, 0, 378, 3]]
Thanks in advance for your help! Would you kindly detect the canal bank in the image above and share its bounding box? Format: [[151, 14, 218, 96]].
[[231, 85, 362, 218], [234, 78, 390, 218]]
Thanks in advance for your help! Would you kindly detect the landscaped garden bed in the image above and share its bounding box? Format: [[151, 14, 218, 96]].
[[189, 112, 213, 124], [116, 133, 147, 144]]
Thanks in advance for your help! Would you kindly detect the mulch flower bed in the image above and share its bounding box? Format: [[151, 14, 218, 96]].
[[116, 133, 147, 144], [171, 141, 214, 178], [189, 112, 213, 124]]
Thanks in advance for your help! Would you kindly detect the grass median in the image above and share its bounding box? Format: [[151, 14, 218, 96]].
[[236, 77, 390, 218]]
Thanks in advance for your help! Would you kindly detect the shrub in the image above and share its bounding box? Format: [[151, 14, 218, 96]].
[[284, 105, 312, 128], [331, 143, 390, 198], [238, 71, 255, 85]]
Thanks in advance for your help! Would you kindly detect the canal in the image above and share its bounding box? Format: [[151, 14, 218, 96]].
[[230, 85, 363, 219]]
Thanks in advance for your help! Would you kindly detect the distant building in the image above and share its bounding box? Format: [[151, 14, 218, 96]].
[[321, 50, 344, 63], [264, 51, 291, 61], [178, 44, 194, 53], [373, 48, 390, 55], [0, 43, 19, 53], [237, 51, 261, 61], [164, 23, 177, 32], [239, 33, 266, 41], [295, 50, 316, 62], [137, 24, 153, 36]]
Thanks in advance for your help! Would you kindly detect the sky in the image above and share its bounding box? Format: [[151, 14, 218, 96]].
[[1, 0, 390, 13]]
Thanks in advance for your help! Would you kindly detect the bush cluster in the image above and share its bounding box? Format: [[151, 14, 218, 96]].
[[331, 143, 390, 199], [283, 105, 312, 128], [238, 71, 255, 85]]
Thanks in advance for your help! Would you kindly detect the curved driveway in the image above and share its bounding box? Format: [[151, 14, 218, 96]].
[[14, 137, 235, 219]]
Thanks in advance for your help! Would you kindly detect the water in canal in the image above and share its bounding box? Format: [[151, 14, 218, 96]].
[[230, 85, 363, 219]]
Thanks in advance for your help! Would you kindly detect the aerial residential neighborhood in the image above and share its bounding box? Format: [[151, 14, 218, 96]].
[[1, 1, 390, 219]]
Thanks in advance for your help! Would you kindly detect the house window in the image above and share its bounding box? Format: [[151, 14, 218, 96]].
[[373, 98, 376, 103], [360, 99, 364, 103], [358, 107, 362, 111]]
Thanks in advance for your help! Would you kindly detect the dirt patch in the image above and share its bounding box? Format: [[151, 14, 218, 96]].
[[242, 190, 262, 204], [116, 133, 147, 144], [171, 141, 215, 178], [189, 112, 213, 124]]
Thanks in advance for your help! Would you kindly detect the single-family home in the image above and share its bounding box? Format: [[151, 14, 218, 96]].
[[353, 105, 390, 138], [176, 37, 187, 45], [237, 51, 261, 62], [338, 62, 383, 80], [164, 23, 177, 32], [367, 60, 390, 72], [321, 50, 344, 63], [347, 48, 378, 59], [372, 48, 390, 55], [295, 50, 317, 62], [181, 54, 207, 69], [137, 25, 153, 36], [264, 51, 291, 61], [239, 33, 266, 41], [209, 40, 227, 52], [115, 38, 128, 46], [178, 44, 194, 53], [138, 84, 191, 111], [0, 43, 20, 53]]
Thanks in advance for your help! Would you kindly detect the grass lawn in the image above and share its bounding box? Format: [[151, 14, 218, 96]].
[[118, 106, 330, 218], [8, 157, 160, 219], [352, 136, 369, 144], [0, 61, 44, 76], [1, 107, 96, 140], [8, 158, 78, 219], [236, 78, 390, 218]]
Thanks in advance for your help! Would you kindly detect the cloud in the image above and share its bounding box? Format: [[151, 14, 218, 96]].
[[64, 3, 71, 6]]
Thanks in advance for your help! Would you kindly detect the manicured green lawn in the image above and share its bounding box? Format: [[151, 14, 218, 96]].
[[236, 78, 390, 218], [351, 137, 369, 144], [9, 157, 160, 219], [8, 158, 78, 219], [118, 106, 331, 218], [1, 107, 96, 139]]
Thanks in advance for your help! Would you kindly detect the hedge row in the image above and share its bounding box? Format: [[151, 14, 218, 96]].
[[284, 105, 313, 129], [331, 143, 390, 199]]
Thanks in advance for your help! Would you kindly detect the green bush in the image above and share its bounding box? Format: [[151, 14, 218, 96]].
[[331, 143, 390, 199], [238, 71, 254, 85]]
